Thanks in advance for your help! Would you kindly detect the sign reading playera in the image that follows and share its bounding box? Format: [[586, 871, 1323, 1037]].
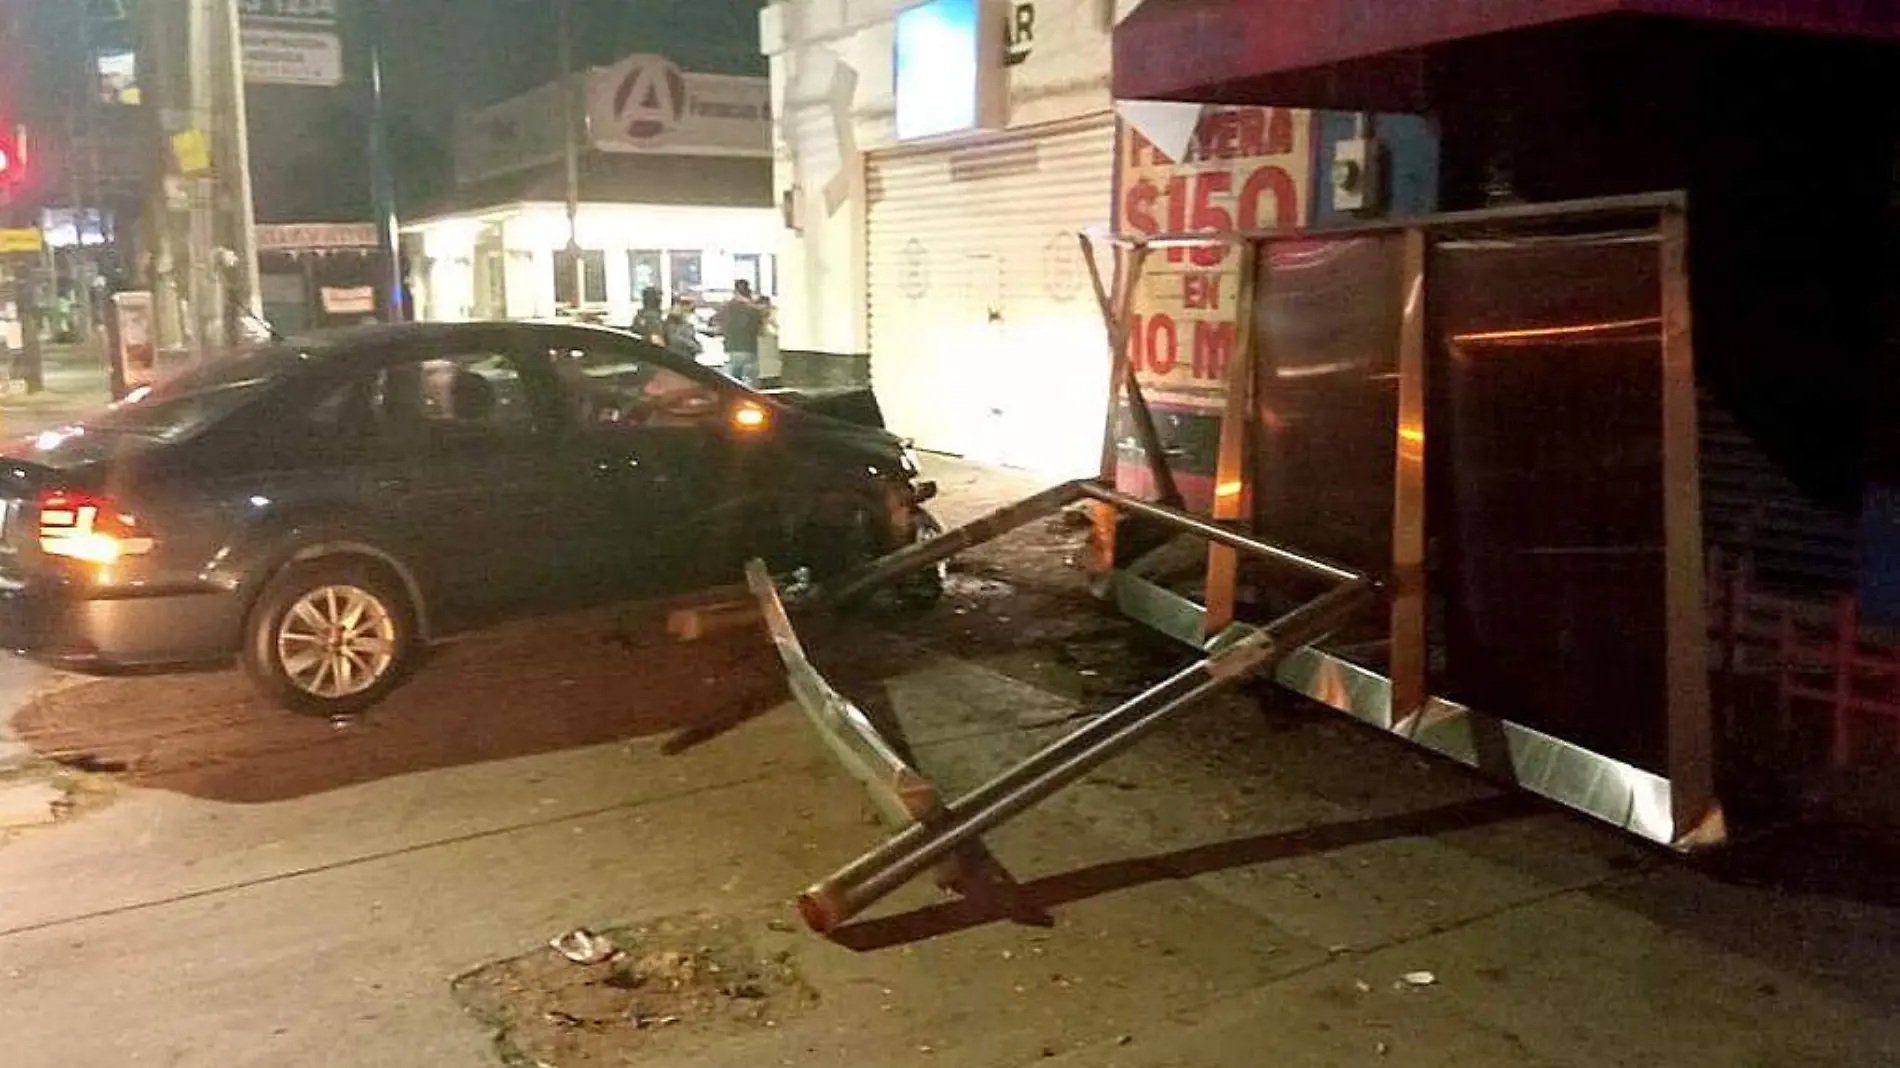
[[586, 55, 770, 159]]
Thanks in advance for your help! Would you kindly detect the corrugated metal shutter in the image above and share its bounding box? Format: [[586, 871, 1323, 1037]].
[[867, 114, 1115, 474]]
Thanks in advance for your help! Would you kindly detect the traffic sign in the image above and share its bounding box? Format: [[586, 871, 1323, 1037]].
[[0, 229, 43, 254]]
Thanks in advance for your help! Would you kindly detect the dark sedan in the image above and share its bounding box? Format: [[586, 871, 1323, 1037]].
[[0, 322, 938, 715]]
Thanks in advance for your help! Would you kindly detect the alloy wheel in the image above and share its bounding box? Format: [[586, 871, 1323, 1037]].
[[275, 584, 399, 699]]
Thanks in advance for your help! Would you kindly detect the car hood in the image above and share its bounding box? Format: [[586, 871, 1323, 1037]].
[[771, 389, 909, 470]]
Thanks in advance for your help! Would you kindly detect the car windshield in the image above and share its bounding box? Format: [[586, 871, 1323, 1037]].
[[87, 344, 316, 442]]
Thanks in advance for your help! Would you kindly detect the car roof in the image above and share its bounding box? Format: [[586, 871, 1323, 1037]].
[[274, 319, 742, 393], [290, 319, 630, 351], [282, 320, 652, 368]]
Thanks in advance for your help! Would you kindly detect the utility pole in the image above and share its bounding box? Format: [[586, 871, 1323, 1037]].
[[185, 0, 220, 360], [555, 0, 585, 313], [367, 0, 402, 321], [135, 0, 183, 354], [220, 0, 259, 331]]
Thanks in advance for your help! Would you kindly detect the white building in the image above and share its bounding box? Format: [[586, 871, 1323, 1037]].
[[764, 0, 1120, 474], [405, 54, 781, 331]]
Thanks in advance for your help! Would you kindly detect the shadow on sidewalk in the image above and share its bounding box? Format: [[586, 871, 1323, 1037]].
[[828, 792, 1543, 950]]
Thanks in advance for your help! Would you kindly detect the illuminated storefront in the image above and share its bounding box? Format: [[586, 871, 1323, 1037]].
[[404, 54, 777, 331]]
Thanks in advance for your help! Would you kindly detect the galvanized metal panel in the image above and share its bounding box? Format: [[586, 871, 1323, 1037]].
[[866, 114, 1115, 473]]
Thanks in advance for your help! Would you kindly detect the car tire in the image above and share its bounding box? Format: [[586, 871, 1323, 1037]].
[[242, 557, 417, 717]]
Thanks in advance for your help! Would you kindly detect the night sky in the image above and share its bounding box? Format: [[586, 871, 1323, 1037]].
[[386, 0, 768, 209], [3, 0, 767, 220]]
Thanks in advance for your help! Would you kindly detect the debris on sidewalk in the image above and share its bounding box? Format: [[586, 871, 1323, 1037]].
[[549, 928, 618, 965], [455, 913, 816, 1064], [1400, 971, 1438, 988]]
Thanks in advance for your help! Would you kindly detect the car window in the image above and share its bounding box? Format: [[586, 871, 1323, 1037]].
[[373, 351, 538, 440], [545, 344, 722, 430], [291, 350, 539, 456], [89, 344, 319, 443]]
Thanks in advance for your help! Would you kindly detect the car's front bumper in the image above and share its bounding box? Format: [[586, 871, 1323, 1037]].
[[0, 578, 242, 671]]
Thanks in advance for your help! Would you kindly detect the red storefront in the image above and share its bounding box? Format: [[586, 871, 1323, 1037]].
[[1101, 2, 1900, 835]]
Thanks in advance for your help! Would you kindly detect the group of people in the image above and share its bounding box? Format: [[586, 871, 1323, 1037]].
[[629, 280, 771, 387]]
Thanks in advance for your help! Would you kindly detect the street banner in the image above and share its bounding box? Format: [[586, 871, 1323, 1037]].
[[320, 285, 375, 315], [240, 0, 344, 87], [111, 290, 157, 391], [171, 129, 212, 175], [1114, 106, 1311, 412]]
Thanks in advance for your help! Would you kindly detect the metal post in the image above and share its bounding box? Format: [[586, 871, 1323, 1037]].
[[1658, 208, 1720, 846], [221, 0, 260, 324], [555, 0, 586, 313], [797, 576, 1377, 931], [1389, 228, 1429, 728], [17, 267, 42, 393], [367, 0, 402, 321], [1081, 236, 1178, 509], [814, 481, 1092, 607], [747, 561, 943, 826], [186, 0, 216, 359], [1078, 483, 1360, 583]]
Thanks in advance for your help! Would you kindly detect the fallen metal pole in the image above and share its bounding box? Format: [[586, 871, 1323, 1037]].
[[1077, 483, 1360, 584], [797, 576, 1378, 932], [815, 480, 1090, 607], [747, 560, 942, 826]]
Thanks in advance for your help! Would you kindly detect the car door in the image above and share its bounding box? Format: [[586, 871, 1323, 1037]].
[[537, 333, 762, 596], [363, 340, 571, 619]]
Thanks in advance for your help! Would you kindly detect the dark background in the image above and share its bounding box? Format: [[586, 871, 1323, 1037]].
[[3, 0, 768, 222]]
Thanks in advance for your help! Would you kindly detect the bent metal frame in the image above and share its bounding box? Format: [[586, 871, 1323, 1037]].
[[745, 191, 1723, 935]]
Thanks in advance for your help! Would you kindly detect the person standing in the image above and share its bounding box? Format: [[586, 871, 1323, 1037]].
[[756, 295, 780, 386], [719, 280, 764, 386], [629, 286, 665, 345], [662, 294, 703, 361]]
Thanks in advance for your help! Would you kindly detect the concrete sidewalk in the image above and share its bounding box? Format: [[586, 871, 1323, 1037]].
[[0, 456, 1889, 1067], [0, 343, 113, 438]]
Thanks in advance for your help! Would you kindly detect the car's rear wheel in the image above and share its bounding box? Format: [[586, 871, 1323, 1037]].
[[242, 558, 416, 717]]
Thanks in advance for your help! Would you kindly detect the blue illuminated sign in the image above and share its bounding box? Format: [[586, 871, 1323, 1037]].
[[895, 0, 981, 141]]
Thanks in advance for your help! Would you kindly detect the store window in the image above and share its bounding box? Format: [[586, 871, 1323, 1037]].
[[553, 249, 608, 306], [733, 253, 776, 297], [546, 345, 720, 430], [668, 251, 703, 300], [629, 250, 663, 297]]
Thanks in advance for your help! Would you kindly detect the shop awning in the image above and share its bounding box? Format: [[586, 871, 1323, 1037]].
[[1113, 0, 1900, 107]]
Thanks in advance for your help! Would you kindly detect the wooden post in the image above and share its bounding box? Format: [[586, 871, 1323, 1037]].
[[1203, 240, 1261, 634]]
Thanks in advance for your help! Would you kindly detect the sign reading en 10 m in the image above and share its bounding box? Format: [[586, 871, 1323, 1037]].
[[240, 0, 343, 88], [894, 0, 1006, 142]]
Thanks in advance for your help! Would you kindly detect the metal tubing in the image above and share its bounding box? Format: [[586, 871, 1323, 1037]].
[[1204, 241, 1263, 633], [747, 561, 942, 826], [815, 481, 1090, 607], [1091, 191, 1687, 251], [1077, 483, 1362, 584], [1657, 211, 1719, 845], [798, 577, 1377, 931]]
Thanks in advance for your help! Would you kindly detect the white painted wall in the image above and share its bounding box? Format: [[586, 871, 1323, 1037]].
[[763, 0, 1114, 355], [407, 203, 781, 323]]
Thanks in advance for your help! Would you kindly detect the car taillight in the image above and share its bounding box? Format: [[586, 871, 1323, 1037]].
[[37, 489, 156, 565]]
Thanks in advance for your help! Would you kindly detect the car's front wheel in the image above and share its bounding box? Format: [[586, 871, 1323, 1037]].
[[242, 558, 417, 717]]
